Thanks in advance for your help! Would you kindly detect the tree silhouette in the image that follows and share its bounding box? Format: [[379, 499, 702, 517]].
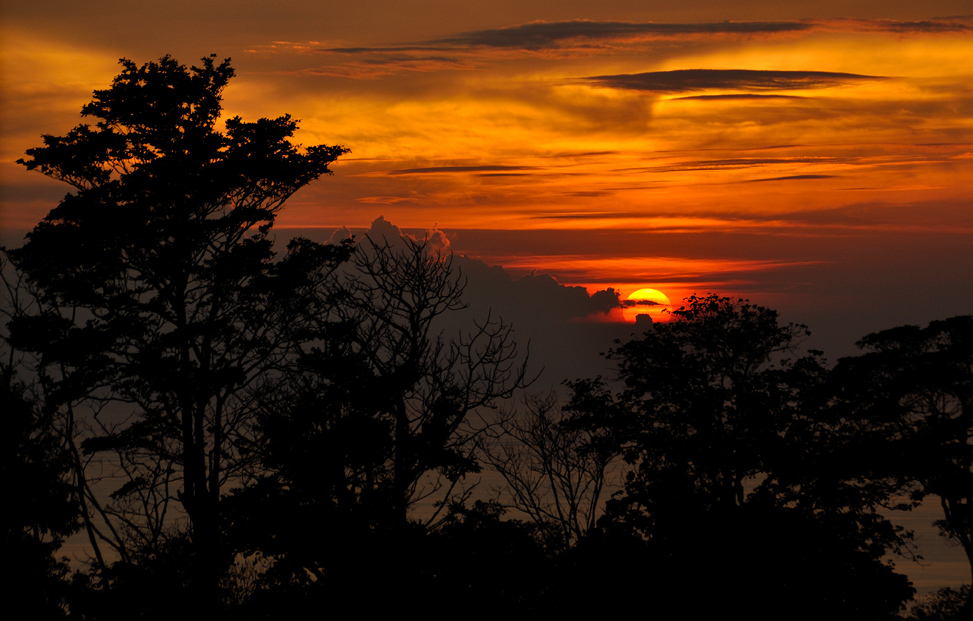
[[565, 294, 913, 618], [1, 365, 78, 619], [6, 54, 347, 606], [480, 392, 614, 548], [566, 295, 822, 518], [225, 232, 532, 596], [836, 315, 973, 618]]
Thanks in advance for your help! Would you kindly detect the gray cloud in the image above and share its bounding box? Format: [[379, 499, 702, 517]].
[[585, 69, 886, 93], [833, 17, 973, 34], [434, 20, 814, 49]]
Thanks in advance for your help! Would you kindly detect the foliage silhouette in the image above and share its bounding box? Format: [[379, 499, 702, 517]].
[[566, 295, 825, 517], [226, 232, 532, 594], [6, 54, 347, 606], [2, 367, 78, 619], [565, 294, 914, 618], [907, 585, 971, 621], [835, 316, 973, 618]]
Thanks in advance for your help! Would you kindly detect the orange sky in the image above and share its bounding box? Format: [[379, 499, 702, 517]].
[[1, 1, 971, 353]]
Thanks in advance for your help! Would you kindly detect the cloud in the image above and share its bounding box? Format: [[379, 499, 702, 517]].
[[584, 69, 886, 93], [673, 94, 807, 101], [451, 257, 628, 384], [248, 17, 973, 86], [423, 224, 451, 254], [320, 216, 626, 386], [298, 18, 973, 61], [388, 165, 542, 175], [619, 156, 849, 174], [457, 260, 619, 322], [320, 46, 444, 54], [745, 174, 838, 182], [822, 17, 973, 34], [432, 20, 814, 49], [326, 226, 353, 245], [300, 55, 471, 78], [356, 196, 417, 205], [329, 217, 619, 322]]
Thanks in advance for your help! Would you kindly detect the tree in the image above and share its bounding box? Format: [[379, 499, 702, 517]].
[[907, 585, 971, 621], [835, 316, 973, 618], [1, 365, 79, 619], [567, 295, 824, 519], [5, 54, 347, 606], [479, 392, 615, 548], [565, 294, 913, 617], [225, 231, 532, 593]]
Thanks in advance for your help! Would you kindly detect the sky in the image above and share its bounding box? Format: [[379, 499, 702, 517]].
[[2, 1, 972, 360], [1, 0, 972, 593]]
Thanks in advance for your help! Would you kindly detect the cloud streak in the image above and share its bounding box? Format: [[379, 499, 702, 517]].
[[584, 69, 886, 93], [746, 174, 837, 182], [388, 165, 542, 175], [307, 17, 973, 57], [433, 20, 814, 49]]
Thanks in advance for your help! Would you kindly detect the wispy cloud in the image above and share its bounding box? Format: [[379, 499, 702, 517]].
[[618, 156, 851, 174], [820, 17, 973, 34], [433, 20, 814, 49], [673, 93, 808, 101], [251, 18, 972, 81], [388, 165, 542, 175], [300, 17, 973, 57], [584, 69, 886, 93], [746, 174, 838, 182]]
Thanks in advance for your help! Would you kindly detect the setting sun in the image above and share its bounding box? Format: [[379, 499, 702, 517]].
[[622, 288, 672, 323]]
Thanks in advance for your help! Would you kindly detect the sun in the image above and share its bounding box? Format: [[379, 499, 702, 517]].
[[622, 288, 672, 323], [628, 288, 671, 306]]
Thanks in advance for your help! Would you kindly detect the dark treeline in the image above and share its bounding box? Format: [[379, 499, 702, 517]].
[[4, 55, 973, 621]]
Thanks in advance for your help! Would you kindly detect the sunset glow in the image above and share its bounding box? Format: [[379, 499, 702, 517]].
[[1, 2, 971, 349]]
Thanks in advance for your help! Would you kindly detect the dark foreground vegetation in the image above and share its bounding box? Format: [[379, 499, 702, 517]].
[[4, 55, 973, 621]]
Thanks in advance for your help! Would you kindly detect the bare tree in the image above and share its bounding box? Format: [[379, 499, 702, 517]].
[[480, 392, 618, 547], [223, 232, 535, 591], [330, 233, 533, 524]]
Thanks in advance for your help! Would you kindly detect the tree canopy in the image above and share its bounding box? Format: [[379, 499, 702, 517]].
[[566, 295, 822, 518], [563, 294, 914, 618], [7, 54, 348, 608], [835, 316, 973, 618]]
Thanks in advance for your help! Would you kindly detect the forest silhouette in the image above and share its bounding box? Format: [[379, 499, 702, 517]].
[[4, 55, 973, 621]]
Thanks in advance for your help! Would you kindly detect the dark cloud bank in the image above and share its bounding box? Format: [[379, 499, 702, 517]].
[[317, 217, 631, 388]]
